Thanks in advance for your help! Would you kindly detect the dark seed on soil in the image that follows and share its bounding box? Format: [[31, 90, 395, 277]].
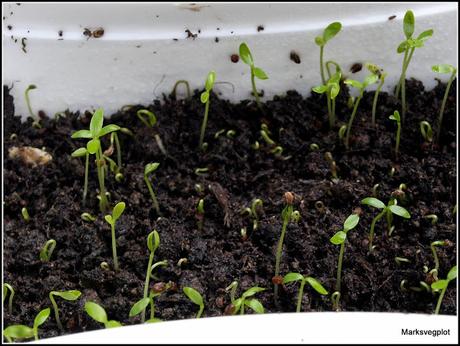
[[290, 51, 301, 64]]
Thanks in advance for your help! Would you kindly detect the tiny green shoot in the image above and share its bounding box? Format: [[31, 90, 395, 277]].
[[3, 310, 50, 343], [21, 207, 30, 222], [389, 110, 401, 159], [183, 287, 205, 318], [242, 198, 263, 231], [141, 230, 160, 322], [144, 162, 161, 215], [172, 80, 191, 100], [84, 301, 122, 328], [419, 121, 433, 143], [81, 212, 96, 222], [199, 71, 216, 150], [71, 147, 89, 204], [424, 214, 438, 225], [225, 281, 266, 315], [366, 63, 388, 127], [25, 84, 41, 128], [429, 240, 448, 281], [312, 70, 341, 128], [283, 273, 328, 312], [39, 239, 56, 262], [49, 290, 81, 332], [239, 42, 268, 109], [104, 201, 126, 271], [3, 283, 15, 314], [130, 283, 171, 322], [325, 152, 338, 180], [315, 22, 342, 85], [196, 199, 205, 231], [431, 266, 457, 314], [136, 109, 167, 156]]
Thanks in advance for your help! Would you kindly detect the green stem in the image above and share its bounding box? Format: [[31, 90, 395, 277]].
[[240, 300, 245, 315], [434, 286, 447, 314], [320, 46, 326, 85], [150, 296, 155, 320], [372, 78, 384, 126], [386, 209, 393, 235], [345, 94, 362, 149], [199, 99, 210, 150], [25, 88, 35, 119], [296, 280, 306, 313], [50, 294, 63, 332], [369, 210, 386, 252], [197, 305, 204, 318], [431, 244, 440, 273], [436, 72, 455, 143], [401, 48, 415, 123], [326, 95, 333, 128], [274, 206, 292, 304], [172, 80, 191, 99], [111, 223, 119, 271], [141, 251, 155, 323], [331, 98, 336, 128], [7, 290, 14, 315], [144, 175, 160, 215], [96, 148, 108, 213], [395, 49, 408, 99], [251, 71, 261, 109], [113, 133, 122, 170], [83, 153, 89, 206], [336, 243, 345, 293], [395, 120, 401, 159]]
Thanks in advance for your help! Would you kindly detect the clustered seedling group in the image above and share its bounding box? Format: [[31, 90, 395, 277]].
[[3, 9, 457, 342]]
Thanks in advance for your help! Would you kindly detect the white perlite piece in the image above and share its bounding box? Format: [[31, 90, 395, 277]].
[[8, 146, 53, 167]]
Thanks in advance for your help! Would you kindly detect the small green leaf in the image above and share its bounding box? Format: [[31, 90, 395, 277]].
[[329, 71, 342, 84], [312, 85, 327, 94], [361, 197, 386, 209], [323, 22, 342, 43], [99, 124, 120, 138], [147, 230, 160, 252], [33, 308, 51, 329], [431, 279, 448, 290], [344, 79, 363, 90], [137, 110, 157, 127], [283, 273, 304, 284], [363, 74, 379, 88], [388, 205, 411, 218], [71, 129, 92, 139], [3, 325, 34, 340], [432, 64, 456, 75], [253, 67, 268, 80], [86, 138, 100, 154], [112, 202, 126, 221], [85, 302, 108, 323], [305, 277, 328, 295], [104, 215, 113, 225], [315, 36, 324, 46], [90, 108, 104, 137], [71, 147, 88, 158], [329, 83, 340, 99], [200, 91, 209, 104], [244, 298, 264, 314], [52, 290, 81, 301], [233, 298, 243, 314], [330, 231, 347, 245], [129, 298, 150, 317], [417, 29, 433, 42], [343, 214, 359, 231], [403, 10, 415, 39], [239, 42, 253, 66], [183, 287, 204, 306], [397, 40, 408, 54], [205, 71, 216, 91], [447, 266, 457, 281], [242, 287, 266, 299], [389, 110, 401, 122], [144, 162, 160, 176], [105, 320, 122, 328]]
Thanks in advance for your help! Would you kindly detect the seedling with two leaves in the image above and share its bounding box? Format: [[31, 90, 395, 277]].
[[144, 162, 161, 215], [366, 63, 388, 127], [104, 202, 126, 271], [49, 290, 81, 332], [239, 42, 268, 109], [136, 109, 167, 156], [283, 273, 328, 312], [313, 70, 341, 128], [315, 22, 342, 85], [130, 282, 172, 323], [389, 110, 402, 159], [183, 287, 205, 318], [84, 301, 122, 328], [431, 266, 456, 314], [3, 308, 50, 342], [225, 281, 266, 315], [199, 71, 216, 150], [140, 230, 160, 323]]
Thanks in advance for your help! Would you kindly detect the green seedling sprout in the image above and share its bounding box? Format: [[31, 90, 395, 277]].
[[242, 198, 263, 231], [260, 123, 284, 157], [325, 152, 338, 180], [130, 282, 171, 323], [424, 214, 438, 225], [81, 212, 96, 222], [431, 266, 457, 314], [429, 240, 449, 282], [239, 42, 268, 109], [395, 257, 411, 265], [372, 184, 380, 197], [33, 308, 50, 340], [3, 308, 50, 342], [310, 143, 319, 151], [110, 131, 122, 173], [330, 214, 360, 310], [84, 301, 121, 328], [71, 108, 121, 212], [104, 201, 126, 271], [432, 64, 457, 142], [49, 290, 81, 332], [343, 73, 379, 149], [141, 230, 160, 322], [3, 283, 15, 314], [183, 287, 205, 318], [199, 71, 216, 150], [21, 207, 30, 222], [136, 109, 167, 156], [71, 148, 90, 204], [366, 63, 388, 127], [395, 10, 434, 121], [225, 281, 266, 315], [282, 273, 328, 312], [419, 121, 433, 143], [196, 199, 205, 231], [312, 70, 341, 128], [315, 22, 342, 85], [24, 84, 41, 128], [39, 239, 56, 262], [389, 110, 401, 159], [226, 130, 236, 138], [144, 162, 161, 215], [172, 80, 191, 99], [361, 197, 410, 252], [194, 167, 209, 176]]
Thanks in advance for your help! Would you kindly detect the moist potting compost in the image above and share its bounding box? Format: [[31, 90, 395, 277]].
[[2, 17, 458, 342]]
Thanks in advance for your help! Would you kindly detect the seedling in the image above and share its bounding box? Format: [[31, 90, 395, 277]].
[[183, 287, 205, 318], [429, 240, 449, 281], [84, 301, 121, 328], [432, 64, 457, 142], [424, 214, 438, 225], [260, 123, 284, 157], [144, 162, 161, 215], [312, 71, 341, 128], [310, 143, 319, 151], [71, 108, 121, 212], [194, 167, 209, 176], [81, 212, 96, 222], [21, 207, 30, 222], [389, 110, 401, 159], [239, 42, 268, 109], [3, 308, 50, 342], [325, 152, 338, 180], [395, 10, 433, 121], [361, 197, 410, 252], [282, 273, 328, 312], [343, 73, 379, 149], [3, 283, 15, 314], [431, 266, 457, 314], [315, 22, 342, 85], [130, 282, 172, 322], [49, 290, 81, 332], [172, 80, 191, 99], [419, 121, 433, 143], [39, 239, 56, 262], [395, 257, 411, 265], [242, 198, 263, 231], [141, 230, 160, 322], [136, 109, 167, 155], [71, 148, 89, 204], [104, 201, 126, 271], [199, 71, 216, 150], [330, 214, 360, 310], [366, 63, 388, 126], [196, 199, 205, 231], [225, 281, 266, 315], [24, 84, 41, 128]]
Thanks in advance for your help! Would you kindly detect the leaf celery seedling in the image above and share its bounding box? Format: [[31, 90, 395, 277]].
[[141, 230, 160, 323], [39, 239, 56, 262], [225, 281, 266, 315], [49, 290, 81, 332], [283, 273, 328, 312], [144, 162, 161, 215], [104, 201, 126, 271], [239, 42, 268, 109], [199, 71, 216, 150], [84, 301, 122, 328], [183, 287, 205, 318], [431, 266, 456, 314], [315, 22, 342, 85]]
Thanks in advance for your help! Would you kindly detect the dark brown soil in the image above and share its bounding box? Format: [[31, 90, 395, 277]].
[[2, 79, 457, 340]]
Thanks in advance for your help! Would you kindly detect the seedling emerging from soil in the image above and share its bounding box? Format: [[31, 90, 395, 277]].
[[361, 197, 410, 252], [3, 283, 15, 314], [39, 239, 56, 262], [429, 240, 448, 281], [395, 10, 433, 121], [183, 287, 205, 318], [419, 121, 433, 143], [130, 282, 172, 322], [315, 22, 342, 85], [389, 110, 401, 159], [81, 212, 96, 222], [3, 308, 50, 342], [196, 199, 205, 231], [141, 230, 160, 322], [199, 71, 216, 150], [282, 273, 328, 312], [104, 201, 126, 271], [312, 71, 341, 128], [71, 108, 121, 212], [225, 281, 266, 315], [432, 64, 457, 142], [21, 207, 30, 222], [242, 198, 263, 231], [49, 290, 81, 332], [71, 148, 89, 204], [330, 214, 360, 310], [144, 162, 161, 215], [325, 152, 338, 180], [84, 301, 122, 328], [431, 266, 457, 314], [343, 74, 379, 149], [172, 80, 191, 99], [136, 109, 167, 156], [24, 84, 41, 128], [239, 42, 268, 109], [366, 63, 388, 126]]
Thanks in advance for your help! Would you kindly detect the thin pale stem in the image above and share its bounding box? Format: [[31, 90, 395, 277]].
[[395, 50, 408, 99], [141, 251, 155, 323], [144, 176, 160, 215], [7, 290, 14, 315], [331, 97, 336, 128], [150, 297, 155, 319], [296, 280, 306, 313], [431, 244, 440, 273], [83, 153, 89, 206], [372, 78, 384, 126], [369, 210, 386, 252], [436, 72, 456, 143], [50, 295, 63, 332], [113, 132, 122, 169], [336, 243, 345, 293], [199, 99, 210, 150], [434, 286, 447, 314], [172, 80, 191, 99], [345, 94, 362, 149], [326, 95, 333, 128], [240, 300, 245, 315], [320, 46, 326, 85], [251, 72, 262, 109], [274, 207, 292, 304], [395, 121, 401, 159], [196, 305, 204, 318], [96, 148, 108, 213], [111, 223, 119, 271], [401, 48, 415, 123]]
